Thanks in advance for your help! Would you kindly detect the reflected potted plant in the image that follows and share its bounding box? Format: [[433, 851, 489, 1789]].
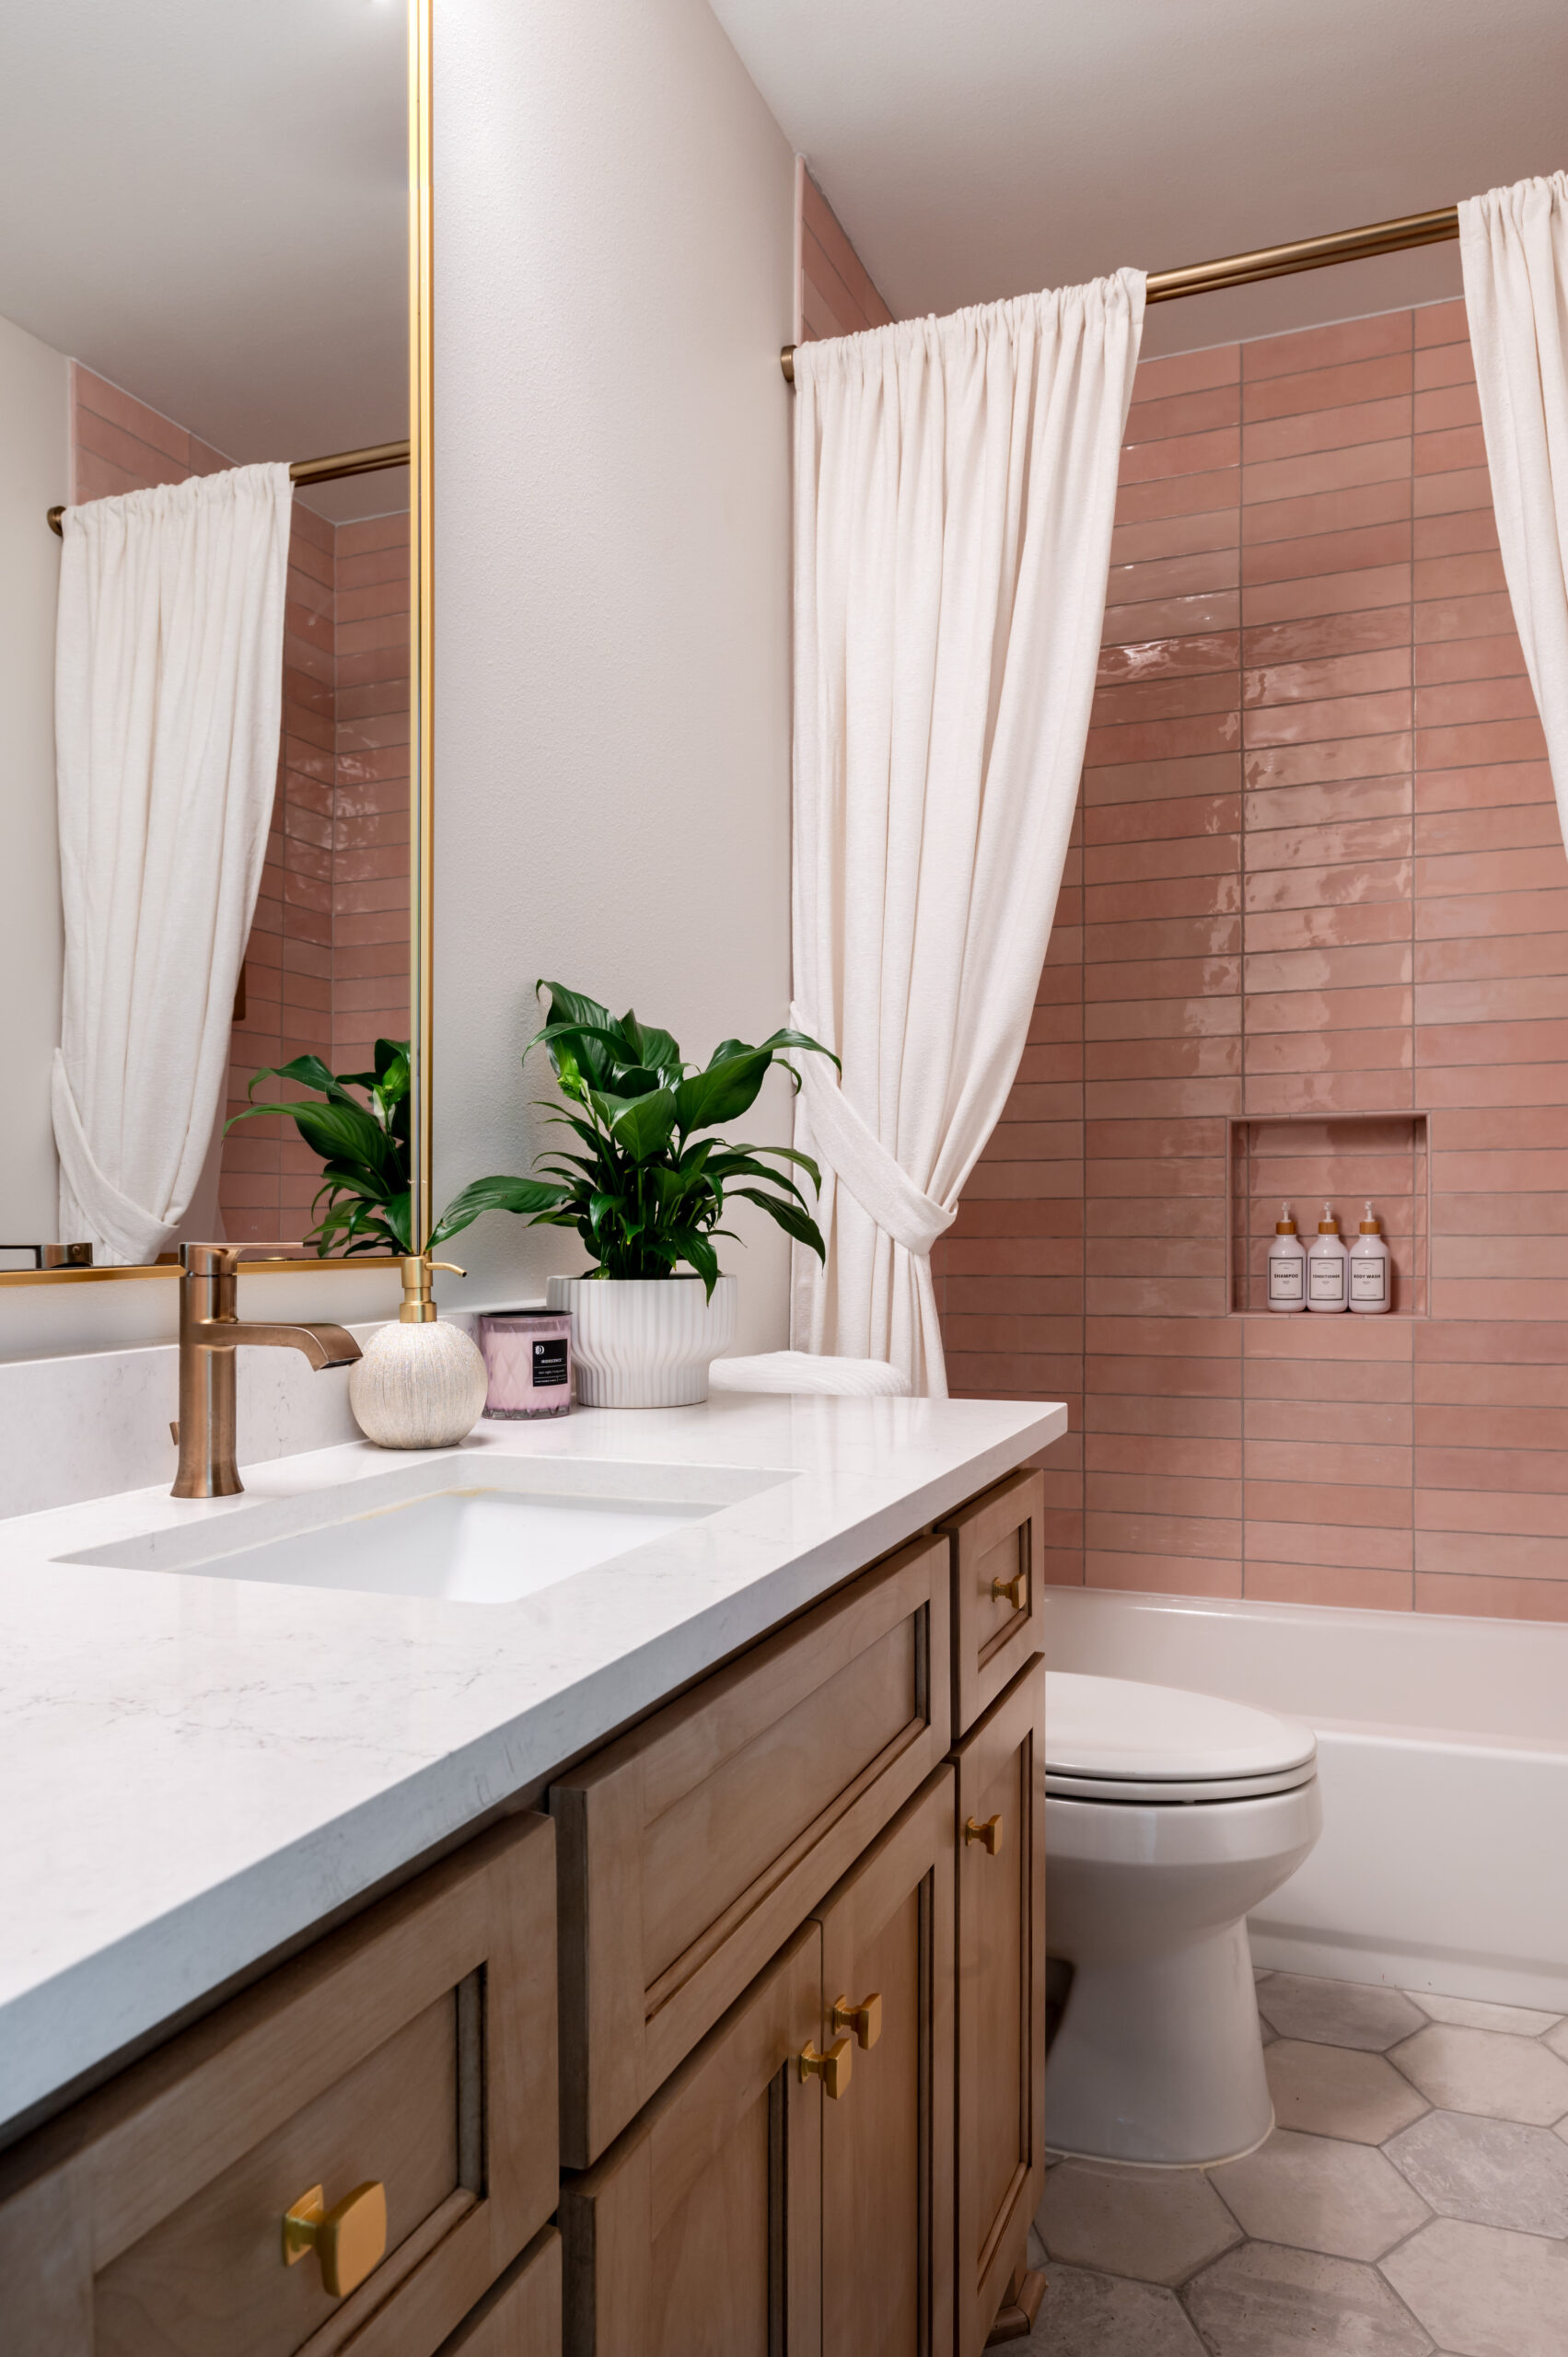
[[515, 982, 837, 1406]]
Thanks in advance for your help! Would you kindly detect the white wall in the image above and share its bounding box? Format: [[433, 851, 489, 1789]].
[[432, 0, 797, 1353], [0, 310, 68, 1245]]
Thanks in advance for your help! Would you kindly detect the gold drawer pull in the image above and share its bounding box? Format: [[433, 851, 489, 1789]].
[[965, 1813, 1005, 1855], [798, 2035, 854, 2098], [991, 1567, 1028, 1610], [283, 2179, 388, 2298], [831, 1990, 883, 2049]]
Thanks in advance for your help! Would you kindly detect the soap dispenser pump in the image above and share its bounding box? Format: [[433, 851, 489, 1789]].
[[347, 1252, 489, 1447], [1266, 1203, 1307, 1313], [1349, 1202, 1392, 1314], [1307, 1204, 1349, 1313]]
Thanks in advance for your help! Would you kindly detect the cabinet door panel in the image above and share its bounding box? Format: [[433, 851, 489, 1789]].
[[560, 1924, 821, 2357], [813, 1770, 954, 2357], [435, 2226, 561, 2357], [0, 1814, 557, 2357], [552, 1536, 950, 2166], [938, 1472, 1044, 1741], [954, 1660, 1045, 2357]]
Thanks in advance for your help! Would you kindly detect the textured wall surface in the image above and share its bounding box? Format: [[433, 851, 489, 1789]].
[[935, 296, 1568, 1625]]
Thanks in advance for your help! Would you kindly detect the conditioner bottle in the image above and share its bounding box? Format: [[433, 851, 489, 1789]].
[[1349, 1202, 1392, 1314], [1266, 1203, 1307, 1313], [1307, 1203, 1348, 1313]]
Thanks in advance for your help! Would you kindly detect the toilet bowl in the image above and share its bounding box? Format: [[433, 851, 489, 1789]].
[[1044, 1670, 1321, 2166]]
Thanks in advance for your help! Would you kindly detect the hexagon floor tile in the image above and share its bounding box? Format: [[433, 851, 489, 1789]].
[[1039, 2157, 1240, 2286], [1381, 2214, 1568, 2357], [1019, 2260, 1207, 2355], [1389, 2022, 1568, 2126], [1184, 2243, 1433, 2357], [1257, 1973, 1428, 2051], [1410, 1989, 1562, 2038], [1265, 2038, 1429, 2142], [1209, 2128, 1430, 2260], [1386, 2107, 1568, 2236]]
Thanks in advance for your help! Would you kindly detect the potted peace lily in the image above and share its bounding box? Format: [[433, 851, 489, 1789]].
[[509, 982, 837, 1406], [231, 986, 837, 1407]]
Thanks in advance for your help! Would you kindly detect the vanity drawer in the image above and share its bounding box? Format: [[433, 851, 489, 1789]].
[[0, 1813, 557, 2357], [551, 1534, 951, 2166], [938, 1468, 1044, 1737]]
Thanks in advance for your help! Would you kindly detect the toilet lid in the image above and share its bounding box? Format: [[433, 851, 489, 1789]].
[[1046, 1672, 1316, 1800]]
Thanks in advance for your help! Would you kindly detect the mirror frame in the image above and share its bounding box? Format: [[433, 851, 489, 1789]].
[[3, 0, 434, 1290]]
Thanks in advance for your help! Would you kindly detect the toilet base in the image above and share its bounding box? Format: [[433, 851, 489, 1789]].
[[1045, 1918, 1273, 2166]]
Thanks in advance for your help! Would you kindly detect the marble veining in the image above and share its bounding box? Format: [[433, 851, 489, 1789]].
[[0, 1388, 1062, 2130]]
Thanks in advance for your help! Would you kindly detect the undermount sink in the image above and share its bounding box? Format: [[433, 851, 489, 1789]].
[[58, 1457, 789, 1605]]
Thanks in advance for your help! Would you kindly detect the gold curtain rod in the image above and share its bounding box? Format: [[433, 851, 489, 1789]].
[[46, 436, 411, 535], [779, 201, 1462, 380]]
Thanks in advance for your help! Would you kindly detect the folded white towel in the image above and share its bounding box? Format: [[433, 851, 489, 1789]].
[[709, 1351, 912, 1398]]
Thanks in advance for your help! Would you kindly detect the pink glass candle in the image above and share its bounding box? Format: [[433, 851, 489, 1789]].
[[477, 1309, 573, 1418]]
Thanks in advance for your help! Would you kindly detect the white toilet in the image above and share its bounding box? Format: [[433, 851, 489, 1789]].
[[1044, 1670, 1322, 2167]]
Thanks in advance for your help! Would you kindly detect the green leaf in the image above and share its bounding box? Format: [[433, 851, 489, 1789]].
[[673, 1050, 771, 1132], [634, 1025, 682, 1075], [240, 1055, 362, 1110], [429, 1175, 570, 1246], [758, 1028, 842, 1073], [667, 1226, 720, 1295], [730, 1188, 828, 1260], [609, 1087, 679, 1159]]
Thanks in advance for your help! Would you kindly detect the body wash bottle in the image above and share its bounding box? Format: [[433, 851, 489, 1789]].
[[1349, 1202, 1392, 1313], [1307, 1204, 1348, 1313], [1266, 1203, 1307, 1313]]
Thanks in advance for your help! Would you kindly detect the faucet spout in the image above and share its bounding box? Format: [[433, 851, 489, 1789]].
[[172, 1244, 366, 1498], [212, 1319, 362, 1372]]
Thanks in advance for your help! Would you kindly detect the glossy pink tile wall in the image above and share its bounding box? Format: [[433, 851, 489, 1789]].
[[68, 368, 408, 1243], [934, 298, 1568, 1625]]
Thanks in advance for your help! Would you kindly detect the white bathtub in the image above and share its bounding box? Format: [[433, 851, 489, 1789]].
[[1043, 1588, 1568, 2013]]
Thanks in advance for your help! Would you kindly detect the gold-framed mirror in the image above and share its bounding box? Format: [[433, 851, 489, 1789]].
[[0, 0, 433, 1290]]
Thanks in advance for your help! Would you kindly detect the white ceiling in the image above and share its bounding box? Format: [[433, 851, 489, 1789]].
[[710, 0, 1568, 357], [0, 0, 406, 520]]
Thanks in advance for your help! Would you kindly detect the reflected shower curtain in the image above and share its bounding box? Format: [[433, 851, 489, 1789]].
[[52, 464, 293, 1262], [790, 273, 1144, 1394], [1459, 173, 1568, 837]]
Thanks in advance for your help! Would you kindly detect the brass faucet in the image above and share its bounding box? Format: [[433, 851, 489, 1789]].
[[172, 1243, 363, 1499]]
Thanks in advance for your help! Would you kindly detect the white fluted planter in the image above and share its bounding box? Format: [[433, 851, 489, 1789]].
[[545, 1274, 737, 1408]]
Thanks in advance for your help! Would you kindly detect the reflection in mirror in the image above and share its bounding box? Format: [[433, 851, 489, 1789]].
[[0, 1, 411, 1268]]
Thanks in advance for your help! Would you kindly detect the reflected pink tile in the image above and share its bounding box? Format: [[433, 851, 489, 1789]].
[[1246, 900, 1413, 953], [1244, 647, 1410, 705], [1242, 609, 1411, 666], [1092, 670, 1239, 727], [1244, 689, 1412, 747], [1247, 776, 1411, 833]]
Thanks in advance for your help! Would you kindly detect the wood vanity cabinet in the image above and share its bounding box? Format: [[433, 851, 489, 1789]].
[[0, 1813, 559, 2357], [550, 1532, 951, 2169], [938, 1469, 1044, 1739], [952, 1658, 1047, 2354], [558, 1768, 956, 2357]]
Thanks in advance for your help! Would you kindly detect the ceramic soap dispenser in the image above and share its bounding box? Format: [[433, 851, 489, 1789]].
[[1349, 1202, 1392, 1313], [349, 1253, 488, 1447], [1266, 1203, 1307, 1313], [1307, 1204, 1348, 1313]]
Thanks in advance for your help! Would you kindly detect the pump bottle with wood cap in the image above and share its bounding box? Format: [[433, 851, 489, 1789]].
[[1266, 1204, 1307, 1313], [1349, 1202, 1392, 1314], [1307, 1204, 1348, 1313], [348, 1253, 488, 1447]]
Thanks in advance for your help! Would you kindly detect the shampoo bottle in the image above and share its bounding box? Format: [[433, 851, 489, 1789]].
[[1349, 1202, 1392, 1314], [1307, 1204, 1348, 1313], [1266, 1203, 1307, 1313]]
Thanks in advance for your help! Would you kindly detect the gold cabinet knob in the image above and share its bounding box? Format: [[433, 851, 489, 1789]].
[[964, 1813, 1005, 1855], [283, 2180, 388, 2298], [798, 2035, 854, 2098], [991, 1567, 1028, 1610], [831, 1990, 883, 2049]]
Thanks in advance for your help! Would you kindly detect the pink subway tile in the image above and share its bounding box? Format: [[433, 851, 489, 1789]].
[[1243, 732, 1413, 790], [1244, 563, 1411, 626], [1109, 507, 1240, 567], [1242, 609, 1411, 666], [1415, 1573, 1568, 1621], [1413, 468, 1493, 517], [1247, 776, 1411, 834], [1245, 900, 1413, 954], [1122, 383, 1243, 443], [1242, 339, 1411, 404], [1414, 424, 1487, 474], [1412, 343, 1474, 392], [1115, 469, 1241, 528], [1247, 1562, 1414, 1608], [1244, 648, 1411, 706], [1413, 591, 1515, 643], [1242, 394, 1412, 466], [1416, 675, 1539, 727], [1241, 479, 1411, 551], [1086, 1552, 1244, 1596], [1243, 440, 1411, 509], [1132, 345, 1241, 402], [1244, 690, 1412, 747], [1098, 631, 1239, 689], [1119, 425, 1240, 485], [1413, 506, 1500, 560], [1092, 671, 1240, 727]]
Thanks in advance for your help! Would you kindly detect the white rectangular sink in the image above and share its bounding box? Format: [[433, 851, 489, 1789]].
[[59, 1457, 789, 1606]]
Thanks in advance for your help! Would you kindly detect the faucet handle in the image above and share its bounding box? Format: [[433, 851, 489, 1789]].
[[180, 1242, 306, 1275]]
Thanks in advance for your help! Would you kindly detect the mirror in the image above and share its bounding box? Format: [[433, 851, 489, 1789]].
[[0, 0, 415, 1275]]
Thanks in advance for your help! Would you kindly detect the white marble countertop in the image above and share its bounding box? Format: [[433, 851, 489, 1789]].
[[0, 1389, 1063, 2132]]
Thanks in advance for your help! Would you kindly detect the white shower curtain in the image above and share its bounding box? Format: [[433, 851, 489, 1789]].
[[52, 464, 293, 1263], [1459, 174, 1568, 840], [790, 272, 1145, 1394]]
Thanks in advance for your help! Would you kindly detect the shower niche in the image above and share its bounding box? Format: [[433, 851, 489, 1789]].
[[1228, 1113, 1429, 1317]]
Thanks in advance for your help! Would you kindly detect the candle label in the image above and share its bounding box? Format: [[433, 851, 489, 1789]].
[[1351, 1260, 1388, 1302], [1309, 1259, 1345, 1302], [1269, 1260, 1303, 1301], [532, 1337, 570, 1388]]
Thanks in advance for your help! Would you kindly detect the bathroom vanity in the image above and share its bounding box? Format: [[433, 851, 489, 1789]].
[[0, 1390, 1063, 2355]]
